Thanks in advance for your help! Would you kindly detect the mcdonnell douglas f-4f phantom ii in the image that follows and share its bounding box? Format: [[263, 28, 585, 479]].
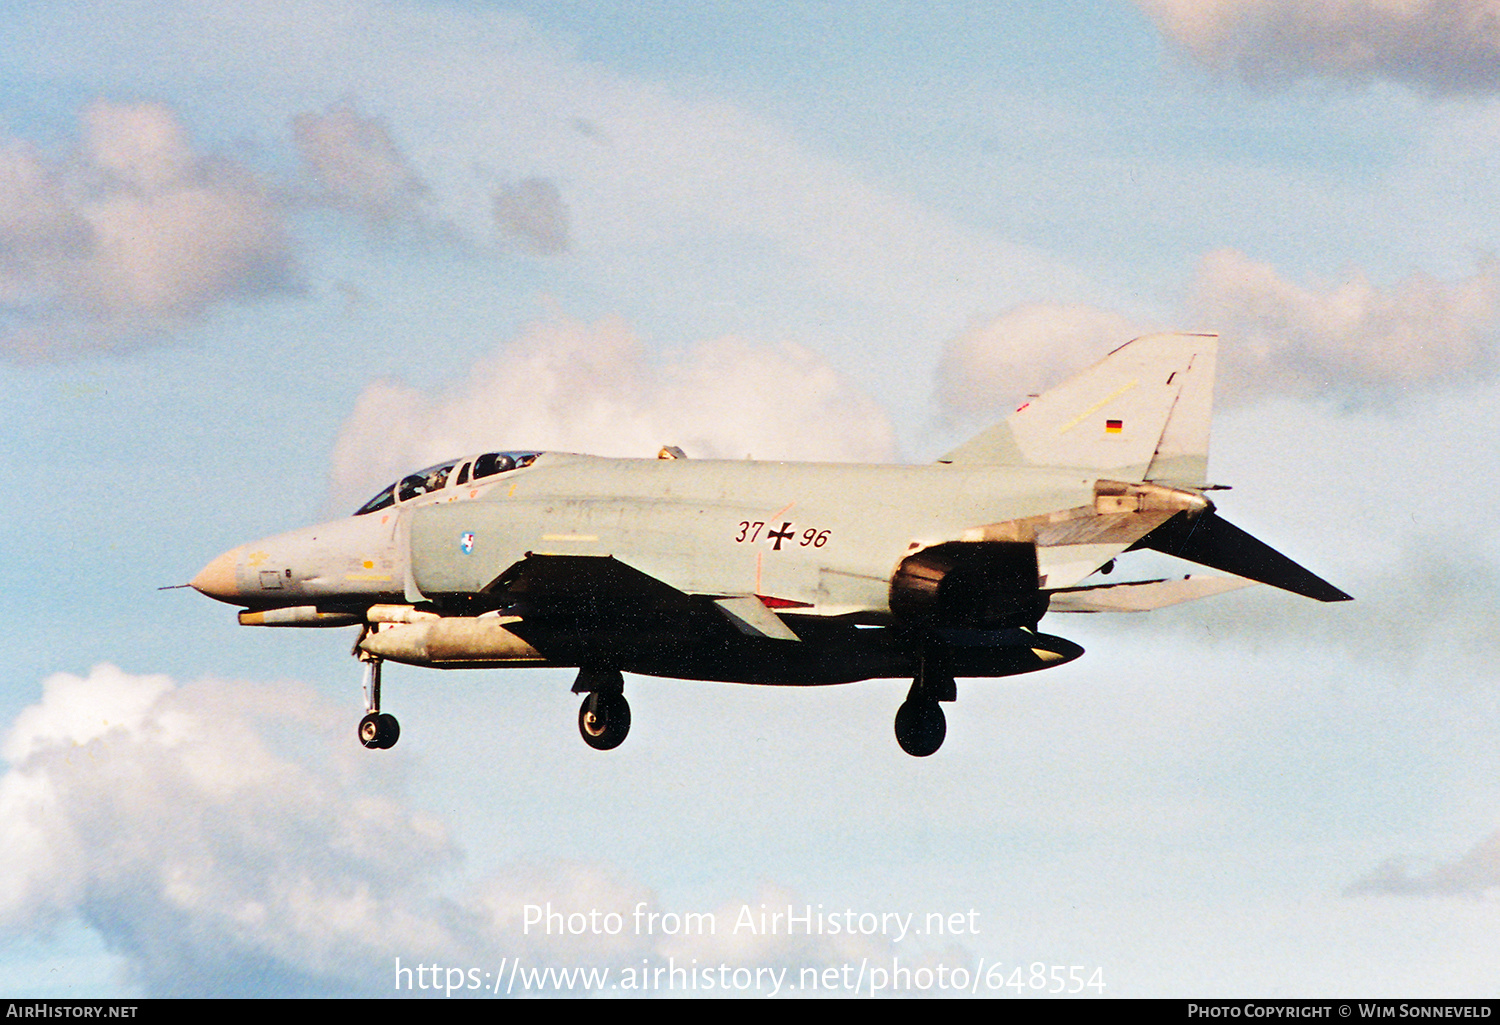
[[191, 333, 1349, 756]]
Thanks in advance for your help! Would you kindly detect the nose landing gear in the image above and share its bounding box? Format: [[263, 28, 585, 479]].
[[358, 654, 400, 750]]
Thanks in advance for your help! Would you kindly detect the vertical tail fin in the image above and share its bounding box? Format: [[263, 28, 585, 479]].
[[1141, 334, 1215, 487], [939, 332, 1216, 485]]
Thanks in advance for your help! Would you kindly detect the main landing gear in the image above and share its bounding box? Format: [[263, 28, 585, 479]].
[[358, 654, 400, 750], [894, 658, 956, 757], [574, 668, 630, 751]]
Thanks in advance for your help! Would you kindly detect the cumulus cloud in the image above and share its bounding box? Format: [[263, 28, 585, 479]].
[[0, 101, 297, 361], [0, 664, 915, 995], [0, 665, 459, 995], [327, 312, 897, 511], [2, 4, 1084, 379], [933, 251, 1500, 417], [934, 303, 1148, 423], [492, 178, 570, 254], [1350, 832, 1500, 897], [291, 103, 431, 227], [1136, 0, 1500, 93], [1186, 249, 1500, 399]]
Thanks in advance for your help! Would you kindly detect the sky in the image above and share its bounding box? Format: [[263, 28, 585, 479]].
[[2, 0, 1500, 999]]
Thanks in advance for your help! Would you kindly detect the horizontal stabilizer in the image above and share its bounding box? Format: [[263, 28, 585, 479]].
[[1048, 574, 1255, 613], [1129, 512, 1352, 603]]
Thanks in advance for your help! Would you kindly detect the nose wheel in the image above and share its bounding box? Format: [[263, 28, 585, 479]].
[[357, 653, 400, 750], [359, 711, 401, 749]]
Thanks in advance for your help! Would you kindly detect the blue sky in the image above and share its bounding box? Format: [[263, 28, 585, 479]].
[[3, 0, 1500, 998]]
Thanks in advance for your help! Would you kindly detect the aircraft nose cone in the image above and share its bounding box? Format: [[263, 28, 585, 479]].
[[191, 548, 242, 604]]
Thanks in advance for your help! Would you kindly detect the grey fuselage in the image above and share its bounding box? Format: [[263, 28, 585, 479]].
[[409, 454, 1095, 613], [194, 452, 1098, 683]]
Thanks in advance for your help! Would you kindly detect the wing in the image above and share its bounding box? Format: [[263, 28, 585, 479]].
[[488, 553, 702, 620], [487, 553, 801, 640]]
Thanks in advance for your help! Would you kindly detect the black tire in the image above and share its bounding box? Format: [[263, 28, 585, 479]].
[[894, 699, 946, 757], [578, 691, 631, 751], [375, 712, 400, 749], [358, 712, 400, 750]]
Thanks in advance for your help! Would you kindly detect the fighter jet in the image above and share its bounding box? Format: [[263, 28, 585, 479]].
[[191, 333, 1349, 756]]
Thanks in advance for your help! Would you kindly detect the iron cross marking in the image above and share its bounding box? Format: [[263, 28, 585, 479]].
[[767, 522, 795, 550]]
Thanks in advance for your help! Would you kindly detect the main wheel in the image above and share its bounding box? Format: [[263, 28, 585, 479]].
[[578, 691, 631, 751], [358, 712, 400, 750], [894, 698, 946, 757]]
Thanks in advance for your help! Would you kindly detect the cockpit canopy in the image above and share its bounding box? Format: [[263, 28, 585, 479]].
[[354, 451, 540, 516]]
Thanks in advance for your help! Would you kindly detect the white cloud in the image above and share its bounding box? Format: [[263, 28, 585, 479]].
[[933, 303, 1148, 424], [291, 102, 431, 227], [467, 862, 657, 965], [1136, 0, 1500, 93], [134, 1, 1077, 377], [0, 101, 298, 361], [0, 664, 927, 996], [1, 665, 173, 765], [327, 311, 897, 511], [1, 2, 1091, 383], [1187, 248, 1500, 398], [0, 665, 458, 995], [932, 251, 1500, 418]]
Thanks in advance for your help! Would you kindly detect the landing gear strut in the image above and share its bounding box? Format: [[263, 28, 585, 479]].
[[573, 668, 630, 750], [894, 656, 954, 757], [358, 654, 400, 750]]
